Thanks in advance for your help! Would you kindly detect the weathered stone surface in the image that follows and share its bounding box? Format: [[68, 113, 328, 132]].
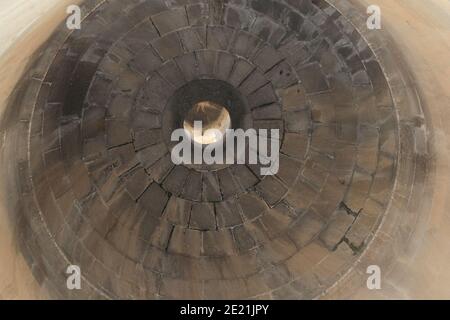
[[344, 171, 373, 213], [284, 110, 310, 133], [151, 7, 189, 35], [258, 235, 297, 263], [164, 196, 192, 227], [215, 199, 243, 228], [202, 172, 222, 202], [137, 142, 167, 169], [301, 160, 328, 188], [133, 129, 162, 151], [371, 155, 396, 204], [228, 59, 254, 87], [279, 83, 307, 112], [125, 167, 151, 200], [311, 125, 340, 154], [82, 106, 105, 139], [182, 170, 203, 201], [123, 21, 159, 53], [178, 28, 206, 52], [107, 94, 133, 120], [345, 213, 377, 249], [190, 202, 216, 230], [207, 26, 233, 51], [203, 278, 249, 299], [138, 182, 169, 217], [286, 241, 329, 278], [215, 52, 235, 81], [286, 179, 318, 211], [218, 168, 241, 199], [256, 176, 287, 206], [131, 110, 161, 130], [259, 204, 294, 239], [168, 226, 202, 257], [239, 70, 268, 95], [319, 210, 355, 250], [237, 193, 268, 220], [230, 165, 259, 191], [233, 225, 256, 252], [265, 61, 297, 89], [224, 5, 256, 30], [174, 53, 198, 81], [288, 211, 324, 248], [230, 31, 261, 59], [116, 68, 145, 96], [247, 83, 278, 109], [252, 103, 282, 120], [253, 45, 283, 72], [148, 154, 174, 183], [152, 33, 184, 60], [157, 60, 186, 88], [128, 46, 162, 75], [196, 50, 217, 76], [310, 92, 336, 124], [275, 154, 301, 187], [150, 220, 174, 250], [106, 119, 132, 147], [202, 230, 235, 256], [162, 165, 190, 196], [187, 3, 209, 26], [364, 60, 393, 107], [297, 63, 330, 93], [110, 143, 139, 177], [281, 132, 309, 160]]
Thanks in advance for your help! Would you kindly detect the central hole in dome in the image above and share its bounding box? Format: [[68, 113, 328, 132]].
[[183, 101, 231, 145]]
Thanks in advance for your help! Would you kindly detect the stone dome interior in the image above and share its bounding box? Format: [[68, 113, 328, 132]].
[[0, 0, 433, 300]]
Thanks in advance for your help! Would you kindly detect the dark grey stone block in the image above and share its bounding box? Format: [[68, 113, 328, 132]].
[[125, 167, 151, 200], [123, 20, 159, 53], [237, 192, 267, 220], [252, 103, 282, 120], [230, 165, 259, 191], [137, 142, 167, 169], [297, 62, 330, 93], [215, 200, 243, 228], [164, 196, 192, 227], [230, 31, 262, 59], [129, 47, 162, 75], [182, 170, 203, 201], [256, 176, 287, 206], [253, 45, 283, 72], [178, 28, 206, 52], [190, 202, 216, 230], [106, 119, 132, 147], [133, 128, 162, 151], [247, 83, 278, 109], [218, 168, 241, 199], [319, 210, 355, 250], [151, 7, 189, 35], [233, 225, 256, 252], [207, 26, 234, 51], [162, 165, 190, 196], [152, 33, 184, 60], [228, 59, 254, 87], [202, 172, 223, 202]]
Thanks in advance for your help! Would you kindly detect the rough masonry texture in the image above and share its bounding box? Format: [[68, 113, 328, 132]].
[[1, 0, 429, 299]]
